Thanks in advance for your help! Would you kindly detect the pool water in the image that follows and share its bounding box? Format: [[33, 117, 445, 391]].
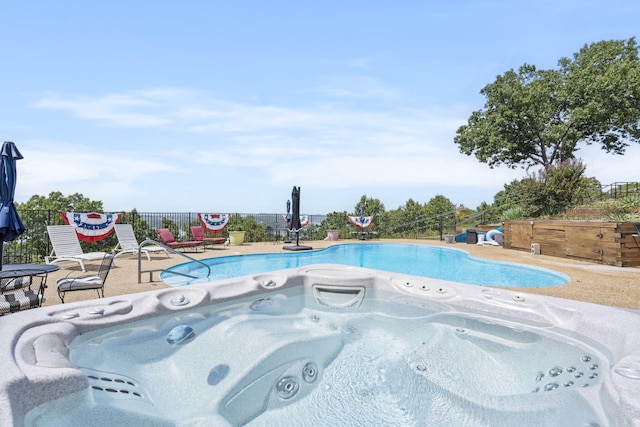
[[162, 243, 568, 288], [25, 288, 608, 426]]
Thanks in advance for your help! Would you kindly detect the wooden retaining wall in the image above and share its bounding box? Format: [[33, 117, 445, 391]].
[[502, 220, 640, 267]]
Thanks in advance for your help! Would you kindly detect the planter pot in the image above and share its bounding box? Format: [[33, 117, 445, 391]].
[[327, 230, 339, 241], [444, 234, 454, 244], [228, 231, 246, 246]]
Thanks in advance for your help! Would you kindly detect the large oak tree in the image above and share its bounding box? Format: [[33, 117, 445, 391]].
[[454, 38, 640, 169]]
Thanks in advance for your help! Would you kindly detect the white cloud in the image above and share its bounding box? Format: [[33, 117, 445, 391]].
[[24, 87, 638, 213], [15, 141, 177, 204], [347, 56, 376, 69], [317, 75, 400, 100], [31, 89, 200, 128]]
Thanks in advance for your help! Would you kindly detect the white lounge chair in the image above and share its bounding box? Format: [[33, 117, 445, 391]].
[[45, 225, 108, 272], [113, 224, 170, 260], [56, 253, 115, 303]]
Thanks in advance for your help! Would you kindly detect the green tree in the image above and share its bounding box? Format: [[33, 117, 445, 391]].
[[240, 216, 267, 242], [389, 198, 425, 236], [493, 178, 543, 218], [226, 215, 266, 242], [531, 159, 599, 216], [402, 198, 424, 221], [119, 209, 155, 242], [455, 204, 476, 226], [424, 195, 455, 216], [536, 159, 586, 214], [381, 208, 404, 237], [17, 191, 103, 213], [14, 192, 108, 263], [454, 38, 640, 170], [493, 159, 600, 218], [319, 211, 349, 230], [423, 195, 456, 231], [316, 211, 350, 239]]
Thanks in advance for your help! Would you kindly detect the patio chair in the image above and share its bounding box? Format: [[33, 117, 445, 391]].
[[156, 228, 204, 252], [45, 225, 108, 272], [0, 274, 48, 315], [56, 253, 115, 303], [190, 225, 227, 249], [114, 224, 170, 260]]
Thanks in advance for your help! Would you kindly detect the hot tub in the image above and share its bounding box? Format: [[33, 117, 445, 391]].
[[1, 265, 639, 426]]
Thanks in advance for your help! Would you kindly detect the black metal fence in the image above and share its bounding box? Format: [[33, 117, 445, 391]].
[[388, 211, 458, 240], [2, 210, 463, 266], [573, 181, 640, 206], [601, 182, 640, 199], [3, 211, 333, 266]]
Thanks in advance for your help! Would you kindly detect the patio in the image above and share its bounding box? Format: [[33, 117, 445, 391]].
[[38, 239, 640, 310]]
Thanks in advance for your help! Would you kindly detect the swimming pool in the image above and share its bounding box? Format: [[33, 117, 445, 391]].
[[3, 265, 639, 426], [162, 243, 569, 288]]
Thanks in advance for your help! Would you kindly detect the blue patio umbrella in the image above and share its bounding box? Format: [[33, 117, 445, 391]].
[[285, 199, 291, 223], [284, 199, 292, 243], [0, 141, 26, 270]]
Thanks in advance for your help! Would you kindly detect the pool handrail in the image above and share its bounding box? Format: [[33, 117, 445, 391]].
[[137, 238, 211, 283]]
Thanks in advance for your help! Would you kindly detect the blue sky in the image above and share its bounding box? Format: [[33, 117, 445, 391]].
[[2, 1, 639, 214]]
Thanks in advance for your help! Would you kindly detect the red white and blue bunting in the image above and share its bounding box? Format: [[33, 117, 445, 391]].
[[59, 211, 122, 242], [198, 213, 231, 234], [349, 216, 373, 229], [282, 214, 310, 228]]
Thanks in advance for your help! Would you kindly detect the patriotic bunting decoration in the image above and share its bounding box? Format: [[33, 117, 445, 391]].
[[349, 216, 373, 229], [198, 213, 231, 234], [59, 211, 122, 242], [282, 214, 310, 228]]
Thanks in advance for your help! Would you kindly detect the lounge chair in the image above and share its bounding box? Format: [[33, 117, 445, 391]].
[[190, 225, 227, 249], [114, 224, 170, 260], [0, 274, 47, 315], [56, 253, 115, 303], [45, 225, 108, 272], [156, 228, 204, 252]]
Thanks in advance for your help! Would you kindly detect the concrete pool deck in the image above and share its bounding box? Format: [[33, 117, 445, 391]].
[[39, 238, 640, 310]]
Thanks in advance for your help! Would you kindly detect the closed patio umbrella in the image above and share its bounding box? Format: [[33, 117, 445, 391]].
[[0, 141, 26, 270], [283, 186, 311, 251], [284, 199, 292, 243], [285, 199, 291, 224], [288, 187, 302, 232]]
